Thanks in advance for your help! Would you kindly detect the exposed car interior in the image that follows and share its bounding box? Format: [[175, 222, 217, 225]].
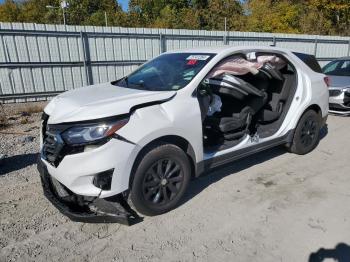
[[198, 52, 298, 152]]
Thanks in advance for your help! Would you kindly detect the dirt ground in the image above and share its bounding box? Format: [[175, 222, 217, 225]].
[[1, 103, 350, 262]]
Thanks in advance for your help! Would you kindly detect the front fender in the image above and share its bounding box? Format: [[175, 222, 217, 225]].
[[104, 96, 202, 197], [118, 97, 203, 162]]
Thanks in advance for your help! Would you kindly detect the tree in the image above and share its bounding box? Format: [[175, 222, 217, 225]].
[[202, 0, 244, 31], [19, 0, 57, 24], [243, 0, 302, 33], [63, 0, 123, 26], [299, 0, 350, 35], [0, 0, 21, 22], [0, 0, 348, 36]]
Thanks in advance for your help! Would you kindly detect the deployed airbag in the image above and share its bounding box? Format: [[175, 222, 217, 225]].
[[207, 74, 265, 100]]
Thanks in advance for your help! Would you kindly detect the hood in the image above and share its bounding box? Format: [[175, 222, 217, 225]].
[[45, 82, 176, 124], [327, 75, 350, 88]]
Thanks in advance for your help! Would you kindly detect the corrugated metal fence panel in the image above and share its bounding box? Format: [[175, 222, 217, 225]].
[[1, 22, 350, 102]]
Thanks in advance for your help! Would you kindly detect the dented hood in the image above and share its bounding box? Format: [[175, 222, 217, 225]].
[[45, 82, 176, 124]]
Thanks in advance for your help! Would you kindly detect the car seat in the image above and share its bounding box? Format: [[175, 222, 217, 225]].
[[204, 74, 268, 140]]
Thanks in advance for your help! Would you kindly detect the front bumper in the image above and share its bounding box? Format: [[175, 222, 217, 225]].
[[329, 89, 350, 115], [40, 137, 140, 198], [37, 158, 142, 225]]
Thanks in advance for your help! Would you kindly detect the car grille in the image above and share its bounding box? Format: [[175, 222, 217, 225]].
[[43, 131, 65, 166], [329, 89, 342, 97], [41, 114, 85, 167]]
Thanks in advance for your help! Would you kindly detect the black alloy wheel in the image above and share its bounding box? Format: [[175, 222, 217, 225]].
[[300, 117, 317, 148], [142, 159, 183, 205], [130, 143, 191, 216], [287, 109, 321, 155]]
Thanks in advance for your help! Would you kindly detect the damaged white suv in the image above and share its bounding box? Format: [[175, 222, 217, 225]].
[[38, 46, 329, 225]]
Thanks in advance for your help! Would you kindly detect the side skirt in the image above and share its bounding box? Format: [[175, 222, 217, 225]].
[[196, 130, 294, 176]]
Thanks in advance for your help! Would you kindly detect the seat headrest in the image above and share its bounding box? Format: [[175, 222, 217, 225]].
[[259, 63, 284, 81]]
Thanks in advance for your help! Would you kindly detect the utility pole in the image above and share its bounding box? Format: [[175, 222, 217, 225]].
[[62, 7, 66, 25], [224, 17, 227, 45], [47, 1, 69, 25], [224, 17, 227, 33], [105, 12, 108, 27], [61, 1, 69, 25]]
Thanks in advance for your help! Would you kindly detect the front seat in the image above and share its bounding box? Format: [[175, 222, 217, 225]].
[[213, 94, 268, 140], [205, 74, 268, 140]]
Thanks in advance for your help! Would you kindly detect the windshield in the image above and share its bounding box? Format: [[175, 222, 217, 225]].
[[323, 60, 350, 76], [114, 53, 215, 91]]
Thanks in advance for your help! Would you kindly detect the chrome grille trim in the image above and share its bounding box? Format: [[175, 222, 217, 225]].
[[329, 89, 342, 97]]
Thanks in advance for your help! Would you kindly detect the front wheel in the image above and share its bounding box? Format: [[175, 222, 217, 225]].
[[130, 143, 191, 216], [286, 109, 321, 155]]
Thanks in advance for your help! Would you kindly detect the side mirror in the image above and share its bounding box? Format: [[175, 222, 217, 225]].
[[198, 88, 208, 96], [197, 80, 211, 96]]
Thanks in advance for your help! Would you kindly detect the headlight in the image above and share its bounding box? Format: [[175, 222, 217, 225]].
[[61, 118, 129, 145]]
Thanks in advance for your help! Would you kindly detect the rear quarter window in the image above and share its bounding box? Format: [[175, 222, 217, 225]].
[[293, 52, 322, 73]]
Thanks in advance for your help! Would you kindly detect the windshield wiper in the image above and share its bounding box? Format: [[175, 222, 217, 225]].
[[111, 76, 129, 87], [124, 77, 129, 88], [128, 81, 145, 89]]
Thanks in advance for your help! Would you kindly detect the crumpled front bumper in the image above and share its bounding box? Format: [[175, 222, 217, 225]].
[[37, 158, 142, 225], [329, 89, 350, 115]]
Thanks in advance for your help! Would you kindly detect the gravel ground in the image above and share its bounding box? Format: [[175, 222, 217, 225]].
[[1, 103, 350, 262]]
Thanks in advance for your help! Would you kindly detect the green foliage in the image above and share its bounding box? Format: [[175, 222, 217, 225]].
[[0, 0, 349, 36], [0, 0, 21, 22]]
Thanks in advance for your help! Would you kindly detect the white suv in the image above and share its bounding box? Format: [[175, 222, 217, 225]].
[[38, 46, 329, 225]]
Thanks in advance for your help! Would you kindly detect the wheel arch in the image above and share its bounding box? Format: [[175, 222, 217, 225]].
[[128, 135, 197, 188], [306, 104, 322, 116], [292, 104, 323, 133]]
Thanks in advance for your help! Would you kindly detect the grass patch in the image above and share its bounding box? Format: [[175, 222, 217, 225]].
[[0, 103, 8, 128], [20, 117, 30, 125], [17, 104, 44, 115]]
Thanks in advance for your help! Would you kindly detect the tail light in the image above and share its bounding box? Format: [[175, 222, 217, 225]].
[[324, 76, 330, 87]]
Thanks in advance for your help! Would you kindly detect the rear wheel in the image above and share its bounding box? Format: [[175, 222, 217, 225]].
[[130, 143, 191, 216], [287, 109, 321, 155]]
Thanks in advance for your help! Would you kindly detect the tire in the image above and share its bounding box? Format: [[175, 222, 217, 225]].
[[287, 109, 321, 155], [130, 143, 191, 216]]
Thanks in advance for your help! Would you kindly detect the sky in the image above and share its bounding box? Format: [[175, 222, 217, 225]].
[[118, 0, 128, 11], [0, 0, 129, 11]]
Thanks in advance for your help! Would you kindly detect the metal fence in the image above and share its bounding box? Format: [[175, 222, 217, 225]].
[[1, 22, 350, 102]]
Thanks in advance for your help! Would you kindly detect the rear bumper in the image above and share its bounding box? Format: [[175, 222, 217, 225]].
[[37, 158, 142, 225]]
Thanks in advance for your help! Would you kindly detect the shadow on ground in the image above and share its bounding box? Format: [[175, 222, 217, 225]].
[[309, 243, 350, 262], [320, 124, 328, 140], [181, 145, 286, 205], [181, 125, 328, 206], [0, 153, 38, 176]]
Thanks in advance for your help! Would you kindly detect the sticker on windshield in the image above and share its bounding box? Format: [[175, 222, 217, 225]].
[[186, 55, 210, 61], [187, 59, 198, 65]]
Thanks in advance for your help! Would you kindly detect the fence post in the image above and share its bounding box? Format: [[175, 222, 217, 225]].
[[159, 33, 166, 53], [314, 37, 318, 57], [80, 31, 93, 86], [272, 36, 276, 47]]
